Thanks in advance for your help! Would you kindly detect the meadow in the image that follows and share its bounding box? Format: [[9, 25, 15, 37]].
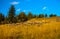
[[0, 17, 60, 39]]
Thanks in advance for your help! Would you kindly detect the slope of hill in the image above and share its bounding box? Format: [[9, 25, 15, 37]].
[[0, 17, 60, 39], [27, 17, 60, 24]]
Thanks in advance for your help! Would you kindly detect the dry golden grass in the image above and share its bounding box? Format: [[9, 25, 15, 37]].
[[0, 17, 60, 39]]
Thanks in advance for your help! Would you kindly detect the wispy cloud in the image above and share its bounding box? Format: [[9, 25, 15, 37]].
[[10, 1, 20, 5], [23, 10, 26, 12], [16, 8, 21, 12], [43, 6, 47, 10], [23, 10, 31, 12]]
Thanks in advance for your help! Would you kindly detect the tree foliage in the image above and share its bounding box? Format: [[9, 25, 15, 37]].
[[39, 14, 44, 18], [17, 12, 27, 22], [27, 12, 33, 20], [33, 15, 39, 18], [49, 14, 57, 17], [0, 5, 58, 24], [0, 13, 5, 24], [8, 5, 16, 23], [45, 14, 48, 18]]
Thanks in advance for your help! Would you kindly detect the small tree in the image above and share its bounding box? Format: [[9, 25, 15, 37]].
[[17, 12, 27, 22], [53, 14, 57, 17], [39, 14, 44, 18], [27, 12, 33, 20], [49, 14, 57, 17], [45, 14, 48, 18], [33, 15, 39, 18]]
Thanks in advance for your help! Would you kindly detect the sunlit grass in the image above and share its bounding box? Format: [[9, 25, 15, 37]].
[[0, 17, 60, 39]]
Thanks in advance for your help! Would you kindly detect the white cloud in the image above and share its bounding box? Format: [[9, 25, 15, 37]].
[[23, 10, 26, 12], [22, 10, 31, 12], [10, 1, 20, 5], [16, 8, 21, 11], [43, 6, 47, 10]]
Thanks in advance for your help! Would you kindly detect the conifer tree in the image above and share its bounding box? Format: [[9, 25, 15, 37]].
[[8, 5, 16, 23]]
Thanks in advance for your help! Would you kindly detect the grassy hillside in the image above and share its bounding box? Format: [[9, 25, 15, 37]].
[[0, 17, 60, 39]]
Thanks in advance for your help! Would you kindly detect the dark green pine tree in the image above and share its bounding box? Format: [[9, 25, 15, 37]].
[[8, 5, 16, 23], [45, 14, 48, 18], [0, 13, 5, 24], [49, 14, 57, 17]]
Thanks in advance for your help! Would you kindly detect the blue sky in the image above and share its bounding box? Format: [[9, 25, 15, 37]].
[[0, 0, 60, 16]]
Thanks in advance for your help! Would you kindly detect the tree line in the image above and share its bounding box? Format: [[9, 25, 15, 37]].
[[0, 5, 57, 24]]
